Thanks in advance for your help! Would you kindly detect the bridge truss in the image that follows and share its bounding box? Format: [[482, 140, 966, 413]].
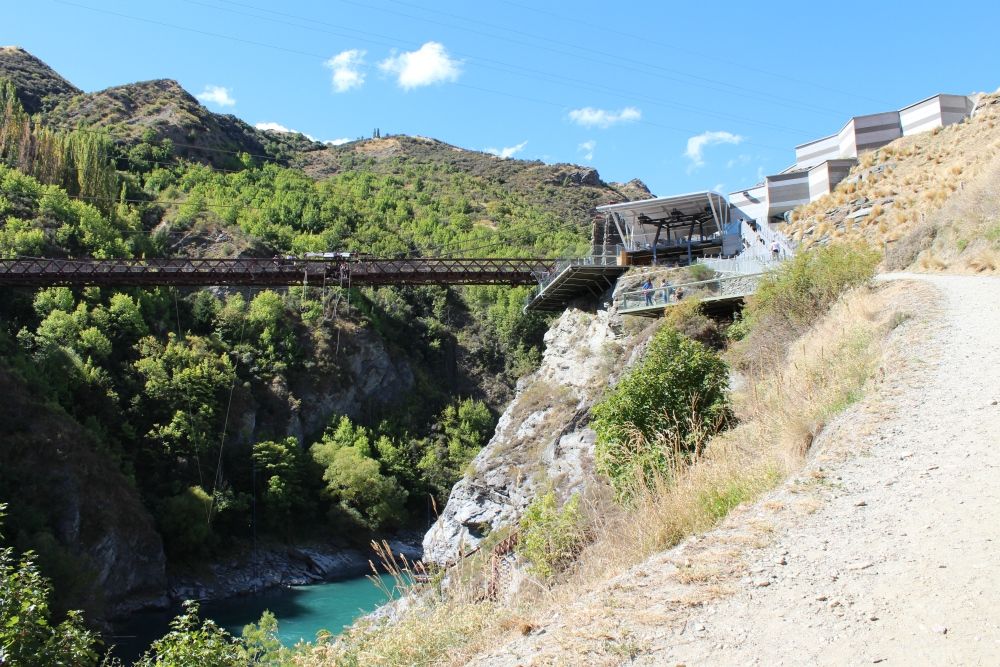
[[0, 257, 556, 288]]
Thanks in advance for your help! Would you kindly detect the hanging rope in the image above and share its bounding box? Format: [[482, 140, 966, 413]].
[[173, 288, 205, 493], [207, 287, 252, 526]]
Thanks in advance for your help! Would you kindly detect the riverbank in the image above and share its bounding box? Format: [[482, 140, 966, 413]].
[[113, 534, 423, 618]]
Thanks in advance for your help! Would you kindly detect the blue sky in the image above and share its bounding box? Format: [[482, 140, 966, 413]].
[[6, 0, 998, 196]]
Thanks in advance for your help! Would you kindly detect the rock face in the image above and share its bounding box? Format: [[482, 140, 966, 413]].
[[168, 538, 422, 604], [423, 306, 649, 564], [0, 369, 167, 617], [236, 323, 417, 448]]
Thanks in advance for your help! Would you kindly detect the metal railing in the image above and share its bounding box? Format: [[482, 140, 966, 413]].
[[616, 272, 769, 312], [534, 245, 622, 292]]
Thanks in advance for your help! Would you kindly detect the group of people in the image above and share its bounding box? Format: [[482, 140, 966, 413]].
[[640, 277, 684, 306]]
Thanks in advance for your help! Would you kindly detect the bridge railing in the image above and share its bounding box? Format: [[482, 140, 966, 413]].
[[534, 245, 622, 291], [616, 271, 769, 312]]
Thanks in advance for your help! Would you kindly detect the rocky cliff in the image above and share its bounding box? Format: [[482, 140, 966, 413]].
[[0, 367, 167, 618], [423, 296, 657, 564]]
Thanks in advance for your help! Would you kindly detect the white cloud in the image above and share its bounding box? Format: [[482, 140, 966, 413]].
[[325, 137, 352, 146], [255, 122, 294, 133], [324, 49, 366, 93], [196, 85, 236, 108], [378, 42, 461, 89], [578, 139, 596, 161], [485, 140, 528, 159], [712, 183, 726, 193], [254, 122, 317, 141], [567, 106, 641, 129], [684, 130, 744, 170]]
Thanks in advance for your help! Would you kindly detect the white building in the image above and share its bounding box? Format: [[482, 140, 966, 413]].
[[730, 93, 977, 226]]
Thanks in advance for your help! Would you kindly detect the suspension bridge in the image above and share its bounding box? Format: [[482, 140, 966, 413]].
[[0, 256, 556, 288], [0, 192, 794, 315]]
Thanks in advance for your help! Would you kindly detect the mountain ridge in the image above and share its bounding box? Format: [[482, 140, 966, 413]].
[[0, 48, 651, 213]]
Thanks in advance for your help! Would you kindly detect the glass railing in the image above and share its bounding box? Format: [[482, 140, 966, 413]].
[[615, 272, 768, 312]]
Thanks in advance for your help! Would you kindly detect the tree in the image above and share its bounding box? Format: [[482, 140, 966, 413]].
[[134, 334, 236, 459], [310, 418, 408, 530], [317, 445, 408, 531], [0, 504, 100, 666], [134, 601, 240, 667], [158, 486, 214, 558], [253, 438, 311, 534]]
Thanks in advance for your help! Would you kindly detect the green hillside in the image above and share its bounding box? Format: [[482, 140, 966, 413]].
[[0, 49, 648, 625]]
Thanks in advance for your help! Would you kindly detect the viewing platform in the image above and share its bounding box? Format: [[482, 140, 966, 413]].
[[524, 252, 627, 312], [616, 272, 767, 318]]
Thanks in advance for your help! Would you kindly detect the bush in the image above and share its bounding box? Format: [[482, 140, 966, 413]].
[[516, 492, 586, 580], [0, 504, 99, 666], [135, 601, 241, 667], [687, 262, 716, 282], [663, 299, 718, 345], [746, 243, 880, 328], [158, 486, 214, 558], [591, 327, 730, 500]]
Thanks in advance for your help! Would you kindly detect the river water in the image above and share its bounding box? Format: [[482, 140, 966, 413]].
[[111, 574, 393, 663]]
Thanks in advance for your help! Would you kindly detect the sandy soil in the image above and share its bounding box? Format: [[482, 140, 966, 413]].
[[472, 273, 1000, 666]]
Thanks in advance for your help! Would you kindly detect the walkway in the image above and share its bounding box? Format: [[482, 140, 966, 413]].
[[653, 273, 1000, 665], [616, 272, 767, 318]]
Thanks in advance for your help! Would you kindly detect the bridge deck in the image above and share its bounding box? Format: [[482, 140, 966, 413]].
[[524, 256, 627, 312], [0, 257, 555, 287]]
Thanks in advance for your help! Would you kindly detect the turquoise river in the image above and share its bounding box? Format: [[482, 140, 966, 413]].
[[112, 574, 393, 662]]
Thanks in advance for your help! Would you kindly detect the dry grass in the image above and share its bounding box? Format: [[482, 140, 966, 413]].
[[886, 151, 1000, 273]]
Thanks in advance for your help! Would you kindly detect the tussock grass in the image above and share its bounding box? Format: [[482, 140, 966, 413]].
[[300, 600, 499, 667], [886, 151, 1000, 273]]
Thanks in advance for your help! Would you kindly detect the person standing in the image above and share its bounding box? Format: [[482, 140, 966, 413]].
[[770, 240, 780, 260], [659, 277, 672, 303], [642, 278, 654, 306]]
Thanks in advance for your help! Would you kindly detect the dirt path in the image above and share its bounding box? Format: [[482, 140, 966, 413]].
[[474, 274, 1000, 666]]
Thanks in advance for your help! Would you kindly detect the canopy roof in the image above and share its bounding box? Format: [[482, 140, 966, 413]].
[[596, 191, 730, 250]]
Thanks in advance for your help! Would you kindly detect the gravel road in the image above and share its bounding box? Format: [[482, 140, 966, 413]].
[[655, 273, 1000, 665]]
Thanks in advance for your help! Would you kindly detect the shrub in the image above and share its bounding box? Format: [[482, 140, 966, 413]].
[[135, 601, 241, 667], [0, 504, 100, 666], [158, 486, 214, 558], [663, 299, 718, 345], [745, 243, 880, 329], [516, 492, 586, 580], [591, 327, 730, 499], [687, 263, 716, 282]]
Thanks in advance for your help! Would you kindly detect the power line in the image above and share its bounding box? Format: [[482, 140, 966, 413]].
[[495, 0, 895, 108], [190, 0, 842, 125], [56, 0, 838, 147], [353, 0, 851, 117]]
